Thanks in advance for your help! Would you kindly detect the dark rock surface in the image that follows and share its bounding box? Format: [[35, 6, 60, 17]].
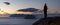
[[32, 17, 60, 25]]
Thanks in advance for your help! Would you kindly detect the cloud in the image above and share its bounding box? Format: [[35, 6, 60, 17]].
[[17, 8, 39, 12]]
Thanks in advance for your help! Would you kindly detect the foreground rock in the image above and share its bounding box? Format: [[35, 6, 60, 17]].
[[33, 17, 60, 25]]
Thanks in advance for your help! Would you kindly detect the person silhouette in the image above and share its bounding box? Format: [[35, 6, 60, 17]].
[[32, 3, 48, 25]]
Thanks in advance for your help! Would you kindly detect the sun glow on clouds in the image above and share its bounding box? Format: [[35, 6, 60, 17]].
[[0, 5, 18, 14], [0, 4, 34, 14], [16, 11, 33, 14], [0, 5, 36, 14]]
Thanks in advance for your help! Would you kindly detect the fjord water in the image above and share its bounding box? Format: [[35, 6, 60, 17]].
[[0, 14, 60, 25]]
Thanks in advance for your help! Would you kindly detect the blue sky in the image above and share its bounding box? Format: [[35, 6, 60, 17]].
[[0, 0, 60, 14]]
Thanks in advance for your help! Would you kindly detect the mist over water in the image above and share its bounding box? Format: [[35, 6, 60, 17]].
[[0, 14, 60, 25]]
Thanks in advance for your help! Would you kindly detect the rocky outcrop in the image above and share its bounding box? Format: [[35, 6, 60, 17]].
[[32, 17, 60, 25]]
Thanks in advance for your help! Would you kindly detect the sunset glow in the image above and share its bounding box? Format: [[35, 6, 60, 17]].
[[0, 0, 60, 14], [16, 12, 33, 14]]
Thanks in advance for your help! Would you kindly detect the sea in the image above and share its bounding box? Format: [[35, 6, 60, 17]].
[[0, 14, 60, 25]]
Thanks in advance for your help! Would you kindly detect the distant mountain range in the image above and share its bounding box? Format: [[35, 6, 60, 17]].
[[10, 14, 36, 19], [10, 14, 27, 17], [17, 8, 39, 12]]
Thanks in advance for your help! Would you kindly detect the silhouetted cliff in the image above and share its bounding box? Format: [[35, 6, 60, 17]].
[[10, 14, 26, 17], [10, 14, 36, 19]]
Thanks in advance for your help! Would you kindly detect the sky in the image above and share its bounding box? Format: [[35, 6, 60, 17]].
[[0, 0, 60, 14]]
